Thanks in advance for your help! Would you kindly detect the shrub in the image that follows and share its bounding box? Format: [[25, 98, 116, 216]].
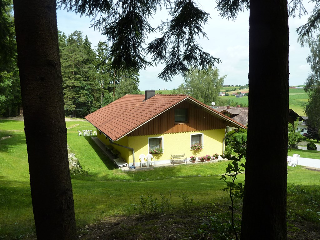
[[288, 122, 304, 150], [224, 128, 247, 159], [307, 142, 317, 150]]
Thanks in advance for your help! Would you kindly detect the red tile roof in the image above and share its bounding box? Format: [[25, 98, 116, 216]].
[[85, 94, 246, 141]]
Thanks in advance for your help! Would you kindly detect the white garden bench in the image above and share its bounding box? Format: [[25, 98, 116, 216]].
[[170, 154, 187, 165]]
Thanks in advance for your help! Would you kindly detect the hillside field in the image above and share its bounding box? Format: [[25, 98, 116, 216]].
[[150, 87, 308, 116]]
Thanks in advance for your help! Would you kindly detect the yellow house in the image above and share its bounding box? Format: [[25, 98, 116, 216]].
[[85, 91, 246, 167]]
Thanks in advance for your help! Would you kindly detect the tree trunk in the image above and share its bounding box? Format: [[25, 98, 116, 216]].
[[13, 1, 77, 239], [241, 1, 288, 239]]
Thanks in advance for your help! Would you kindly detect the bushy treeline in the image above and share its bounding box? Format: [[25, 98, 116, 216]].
[[0, 0, 21, 117], [0, 28, 140, 117], [58, 31, 140, 118]]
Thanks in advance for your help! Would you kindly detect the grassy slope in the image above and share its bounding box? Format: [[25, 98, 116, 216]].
[[146, 87, 308, 115], [219, 87, 308, 115], [0, 120, 319, 239]]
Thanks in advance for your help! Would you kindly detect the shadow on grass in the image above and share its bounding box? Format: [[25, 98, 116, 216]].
[[0, 178, 36, 239], [83, 136, 117, 170], [0, 178, 32, 211], [0, 129, 26, 153]]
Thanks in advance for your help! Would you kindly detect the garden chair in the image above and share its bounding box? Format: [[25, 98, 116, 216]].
[[287, 154, 299, 167], [78, 130, 82, 136], [291, 154, 299, 167], [139, 154, 146, 167], [146, 153, 154, 167]]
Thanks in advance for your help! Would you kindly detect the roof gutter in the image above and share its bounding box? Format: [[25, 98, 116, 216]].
[[109, 141, 136, 168]]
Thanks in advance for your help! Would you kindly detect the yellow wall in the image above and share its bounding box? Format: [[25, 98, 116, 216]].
[[98, 128, 226, 165], [127, 129, 225, 164], [97, 130, 130, 161]]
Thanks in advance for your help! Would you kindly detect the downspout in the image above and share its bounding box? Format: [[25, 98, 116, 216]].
[[223, 126, 231, 154], [110, 141, 136, 168], [223, 129, 227, 154]]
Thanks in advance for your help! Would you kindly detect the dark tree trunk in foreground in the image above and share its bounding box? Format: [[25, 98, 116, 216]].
[[13, 0, 77, 239], [241, 1, 288, 239]]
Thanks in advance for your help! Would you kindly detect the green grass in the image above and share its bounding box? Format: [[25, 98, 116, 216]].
[[139, 87, 309, 115], [289, 88, 309, 116], [1, 119, 320, 239], [288, 148, 320, 159], [220, 95, 248, 106], [217, 88, 309, 116]]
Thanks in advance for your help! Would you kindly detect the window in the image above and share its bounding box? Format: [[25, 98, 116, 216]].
[[191, 133, 203, 150], [149, 137, 163, 154], [175, 108, 188, 123]]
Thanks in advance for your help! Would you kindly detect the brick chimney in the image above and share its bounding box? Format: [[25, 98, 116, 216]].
[[145, 90, 155, 100]]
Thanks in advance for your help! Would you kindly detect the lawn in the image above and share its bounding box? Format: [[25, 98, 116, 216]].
[[1, 119, 319, 239], [289, 88, 309, 116]]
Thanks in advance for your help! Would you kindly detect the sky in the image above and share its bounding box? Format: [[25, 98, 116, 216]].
[[57, 1, 314, 91]]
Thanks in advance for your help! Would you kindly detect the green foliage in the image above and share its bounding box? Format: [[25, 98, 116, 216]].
[[59, 31, 98, 117], [0, 0, 21, 117], [94, 41, 114, 107], [194, 210, 242, 240], [0, 0, 16, 68], [221, 128, 247, 239], [224, 128, 247, 159], [60, 0, 219, 80], [114, 69, 140, 100], [305, 87, 320, 129], [133, 193, 173, 215], [307, 142, 317, 150], [59, 31, 140, 117], [305, 126, 320, 142], [174, 66, 225, 105], [288, 121, 304, 150], [216, 0, 250, 20], [301, 33, 320, 129], [296, 1, 320, 42]]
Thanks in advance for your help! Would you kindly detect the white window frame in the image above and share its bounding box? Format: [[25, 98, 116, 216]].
[[190, 133, 203, 148], [148, 136, 164, 153]]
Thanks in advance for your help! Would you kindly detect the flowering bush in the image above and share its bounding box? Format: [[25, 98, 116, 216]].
[[199, 156, 206, 162], [149, 147, 163, 154], [205, 155, 212, 161], [191, 143, 202, 151], [213, 153, 219, 158], [190, 156, 196, 161]]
